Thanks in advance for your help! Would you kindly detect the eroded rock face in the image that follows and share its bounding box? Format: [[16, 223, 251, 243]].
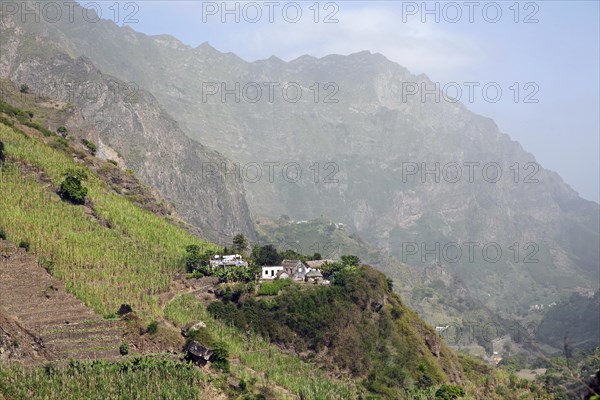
[[0, 16, 255, 244]]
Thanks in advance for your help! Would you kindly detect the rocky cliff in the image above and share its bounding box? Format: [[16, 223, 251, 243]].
[[0, 14, 255, 243]]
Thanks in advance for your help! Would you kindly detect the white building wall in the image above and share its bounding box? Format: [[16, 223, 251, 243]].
[[261, 266, 283, 280]]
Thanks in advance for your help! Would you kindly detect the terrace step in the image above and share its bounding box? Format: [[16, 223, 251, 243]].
[[0, 239, 126, 363]]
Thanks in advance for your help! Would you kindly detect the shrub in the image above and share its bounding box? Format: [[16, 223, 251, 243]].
[[59, 169, 88, 205], [147, 321, 158, 335], [81, 139, 97, 155], [118, 304, 133, 316], [57, 126, 68, 136], [0, 140, 5, 163], [341, 255, 361, 266], [20, 84, 29, 94], [108, 159, 118, 166], [435, 384, 465, 400], [187, 328, 215, 348], [0, 228, 6, 240], [209, 341, 230, 372], [51, 137, 69, 152], [0, 116, 14, 127], [18, 240, 30, 252], [119, 343, 129, 355]]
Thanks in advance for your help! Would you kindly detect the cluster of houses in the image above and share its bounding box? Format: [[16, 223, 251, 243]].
[[206, 253, 332, 285], [261, 259, 332, 285]]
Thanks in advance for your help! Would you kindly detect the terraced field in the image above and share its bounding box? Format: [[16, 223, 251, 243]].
[[0, 240, 125, 363]]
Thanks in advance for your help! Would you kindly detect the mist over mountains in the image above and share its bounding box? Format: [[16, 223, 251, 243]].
[[1, 1, 598, 348]]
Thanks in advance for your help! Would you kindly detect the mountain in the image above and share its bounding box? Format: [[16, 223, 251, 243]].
[[6, 2, 596, 321], [0, 102, 557, 399], [536, 291, 600, 353], [0, 12, 255, 243]]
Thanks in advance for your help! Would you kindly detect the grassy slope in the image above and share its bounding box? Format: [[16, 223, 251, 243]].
[[0, 112, 361, 399], [0, 102, 555, 399], [165, 294, 358, 399], [0, 122, 218, 319], [0, 357, 219, 400]]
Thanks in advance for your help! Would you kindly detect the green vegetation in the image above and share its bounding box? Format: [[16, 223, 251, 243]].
[[209, 342, 230, 372], [81, 138, 97, 155], [257, 279, 292, 296], [185, 244, 216, 274], [165, 293, 359, 400], [251, 243, 282, 265], [0, 357, 210, 399], [207, 265, 454, 397], [0, 103, 574, 400], [0, 121, 218, 319], [119, 343, 129, 355], [232, 233, 248, 254], [185, 244, 258, 283], [59, 167, 88, 204], [435, 384, 465, 399], [146, 321, 158, 335], [19, 83, 29, 94], [18, 240, 30, 252]]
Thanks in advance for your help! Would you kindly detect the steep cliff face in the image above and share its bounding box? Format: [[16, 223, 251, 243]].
[[2, 3, 597, 317], [0, 16, 255, 243]]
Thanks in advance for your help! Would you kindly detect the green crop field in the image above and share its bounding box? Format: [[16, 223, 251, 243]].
[[0, 122, 219, 319]]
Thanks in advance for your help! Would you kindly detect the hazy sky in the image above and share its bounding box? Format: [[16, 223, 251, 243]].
[[86, 1, 599, 202]]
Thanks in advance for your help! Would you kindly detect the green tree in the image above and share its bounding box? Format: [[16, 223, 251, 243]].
[[320, 261, 344, 279], [232, 233, 248, 254], [341, 255, 361, 266], [59, 168, 88, 205], [279, 248, 304, 261], [20, 83, 29, 94], [251, 244, 282, 266], [185, 245, 216, 274], [0, 140, 5, 163]]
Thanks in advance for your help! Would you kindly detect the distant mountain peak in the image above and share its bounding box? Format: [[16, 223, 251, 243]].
[[152, 34, 190, 51], [195, 41, 217, 52]]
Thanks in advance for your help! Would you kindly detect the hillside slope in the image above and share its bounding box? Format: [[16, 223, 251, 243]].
[[0, 109, 558, 399], [0, 14, 255, 244], [6, 2, 597, 319], [0, 240, 124, 363]]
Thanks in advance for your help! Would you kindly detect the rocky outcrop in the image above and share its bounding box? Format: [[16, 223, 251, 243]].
[[0, 15, 255, 244]]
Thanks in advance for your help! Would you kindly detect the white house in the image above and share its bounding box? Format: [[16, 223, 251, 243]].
[[261, 266, 283, 280], [209, 254, 248, 269]]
